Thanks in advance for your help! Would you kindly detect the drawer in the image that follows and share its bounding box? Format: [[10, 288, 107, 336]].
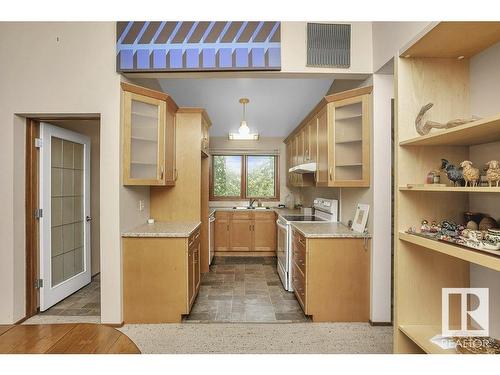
[[293, 229, 307, 247], [292, 238, 306, 276], [215, 211, 231, 220], [254, 211, 275, 220], [232, 211, 253, 220], [292, 262, 306, 311], [189, 228, 200, 248]]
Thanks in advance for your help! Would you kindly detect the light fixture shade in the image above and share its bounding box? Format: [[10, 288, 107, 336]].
[[228, 133, 259, 140], [239, 120, 250, 135]]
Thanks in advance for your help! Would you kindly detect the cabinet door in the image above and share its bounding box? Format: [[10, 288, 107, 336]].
[[230, 212, 253, 252], [164, 108, 177, 185], [201, 119, 210, 156], [316, 106, 329, 186], [123, 90, 166, 185], [187, 243, 194, 307], [330, 94, 370, 187], [308, 117, 318, 164], [214, 212, 230, 251], [253, 212, 276, 252], [194, 239, 201, 294]]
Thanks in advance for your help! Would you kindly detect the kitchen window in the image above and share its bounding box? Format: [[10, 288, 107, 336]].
[[211, 155, 279, 201]]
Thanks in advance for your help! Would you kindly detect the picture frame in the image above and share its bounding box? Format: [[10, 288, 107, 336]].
[[352, 203, 370, 233]]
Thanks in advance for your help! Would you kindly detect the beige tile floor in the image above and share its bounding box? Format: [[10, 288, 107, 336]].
[[38, 274, 100, 317], [184, 257, 310, 323]]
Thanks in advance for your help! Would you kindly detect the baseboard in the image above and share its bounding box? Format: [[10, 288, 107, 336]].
[[104, 321, 125, 328], [14, 315, 31, 325], [369, 320, 393, 327], [214, 251, 276, 257]]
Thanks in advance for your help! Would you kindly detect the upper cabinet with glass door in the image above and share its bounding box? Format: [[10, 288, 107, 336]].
[[121, 83, 178, 186]]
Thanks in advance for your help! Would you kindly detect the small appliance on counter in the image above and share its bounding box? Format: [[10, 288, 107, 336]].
[[276, 198, 338, 291]]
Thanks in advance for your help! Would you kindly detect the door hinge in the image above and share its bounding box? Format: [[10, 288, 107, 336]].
[[34, 208, 43, 219], [35, 279, 43, 289], [34, 138, 43, 148]]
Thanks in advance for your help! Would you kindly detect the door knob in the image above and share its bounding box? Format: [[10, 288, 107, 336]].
[[86, 216, 92, 222]]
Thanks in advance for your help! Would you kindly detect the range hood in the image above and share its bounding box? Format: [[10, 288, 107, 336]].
[[288, 162, 317, 174]]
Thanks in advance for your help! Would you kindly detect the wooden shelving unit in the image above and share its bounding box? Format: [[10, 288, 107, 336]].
[[398, 325, 454, 354], [399, 113, 500, 146], [394, 22, 500, 354], [399, 232, 500, 272], [399, 186, 500, 193]]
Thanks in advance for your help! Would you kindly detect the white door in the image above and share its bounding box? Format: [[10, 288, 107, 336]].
[[39, 123, 91, 311]]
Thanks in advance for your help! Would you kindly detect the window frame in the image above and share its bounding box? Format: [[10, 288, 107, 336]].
[[210, 154, 280, 201]]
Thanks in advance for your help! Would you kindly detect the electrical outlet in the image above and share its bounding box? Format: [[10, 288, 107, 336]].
[[138, 200, 145, 212]]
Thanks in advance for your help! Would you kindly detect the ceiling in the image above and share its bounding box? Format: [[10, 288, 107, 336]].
[[158, 78, 334, 137]]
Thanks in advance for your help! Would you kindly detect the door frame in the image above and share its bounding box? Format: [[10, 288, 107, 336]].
[[25, 119, 40, 318]]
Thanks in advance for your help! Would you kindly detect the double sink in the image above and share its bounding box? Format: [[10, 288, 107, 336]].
[[232, 206, 272, 210]]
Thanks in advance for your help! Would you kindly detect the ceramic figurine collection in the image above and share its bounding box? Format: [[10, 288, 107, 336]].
[[430, 159, 500, 187], [407, 212, 500, 254]]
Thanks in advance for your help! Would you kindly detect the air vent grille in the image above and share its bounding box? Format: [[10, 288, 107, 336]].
[[307, 23, 351, 68]]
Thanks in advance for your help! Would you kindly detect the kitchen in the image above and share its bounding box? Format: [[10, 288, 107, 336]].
[[120, 77, 376, 324]]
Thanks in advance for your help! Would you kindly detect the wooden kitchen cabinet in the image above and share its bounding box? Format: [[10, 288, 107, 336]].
[[121, 82, 178, 186], [291, 229, 370, 322], [230, 211, 253, 252], [284, 86, 372, 188], [214, 211, 231, 251], [213, 210, 276, 253], [253, 211, 277, 252], [122, 227, 201, 323]]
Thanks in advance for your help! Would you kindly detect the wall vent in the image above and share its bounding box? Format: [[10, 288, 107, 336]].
[[307, 23, 351, 68]]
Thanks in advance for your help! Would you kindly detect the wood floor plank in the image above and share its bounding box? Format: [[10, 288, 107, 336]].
[[0, 326, 14, 337], [108, 334, 141, 354], [0, 324, 76, 353], [46, 324, 122, 354]]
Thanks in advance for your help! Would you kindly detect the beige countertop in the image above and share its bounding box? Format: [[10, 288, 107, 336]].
[[209, 206, 303, 216], [290, 222, 371, 239], [122, 221, 201, 238]]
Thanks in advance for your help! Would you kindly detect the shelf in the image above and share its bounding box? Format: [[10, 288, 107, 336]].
[[336, 163, 362, 167], [335, 139, 362, 144], [131, 111, 158, 119], [131, 161, 157, 166], [399, 232, 500, 272], [131, 136, 157, 142], [335, 114, 362, 121], [400, 22, 500, 59], [399, 185, 500, 193], [399, 113, 500, 146], [398, 325, 454, 354]]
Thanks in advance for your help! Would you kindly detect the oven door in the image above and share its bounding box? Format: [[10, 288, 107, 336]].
[[276, 219, 291, 291]]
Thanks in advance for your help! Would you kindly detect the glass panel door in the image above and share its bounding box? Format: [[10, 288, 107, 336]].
[[40, 123, 91, 311], [334, 100, 363, 181]]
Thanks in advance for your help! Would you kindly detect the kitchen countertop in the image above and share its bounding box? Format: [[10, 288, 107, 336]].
[[209, 207, 303, 216], [290, 222, 371, 239], [122, 221, 201, 238]]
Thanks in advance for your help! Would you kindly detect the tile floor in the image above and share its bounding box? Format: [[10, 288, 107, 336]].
[[39, 274, 100, 317], [184, 257, 310, 323]]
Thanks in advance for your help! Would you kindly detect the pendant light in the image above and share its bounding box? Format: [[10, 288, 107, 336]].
[[229, 98, 259, 140]]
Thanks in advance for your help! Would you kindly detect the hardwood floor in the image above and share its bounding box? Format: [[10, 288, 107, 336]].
[[0, 324, 140, 354]]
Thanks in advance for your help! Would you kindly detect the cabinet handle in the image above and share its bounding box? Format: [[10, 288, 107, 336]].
[[160, 166, 164, 180], [329, 167, 333, 181], [174, 169, 178, 181], [227, 224, 229, 231]]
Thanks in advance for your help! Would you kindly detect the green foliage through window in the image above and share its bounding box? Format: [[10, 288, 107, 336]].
[[212, 155, 277, 199]]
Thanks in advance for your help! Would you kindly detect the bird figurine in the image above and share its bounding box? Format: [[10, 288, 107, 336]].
[[485, 160, 500, 187], [440, 159, 465, 187], [460, 160, 480, 187]]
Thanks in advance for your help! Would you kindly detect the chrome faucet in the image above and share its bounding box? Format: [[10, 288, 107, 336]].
[[248, 198, 257, 208]]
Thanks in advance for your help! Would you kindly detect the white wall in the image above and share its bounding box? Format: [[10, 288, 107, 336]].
[[469, 41, 500, 338], [281, 22, 373, 74], [370, 74, 393, 323], [372, 22, 432, 72], [0, 22, 145, 324]]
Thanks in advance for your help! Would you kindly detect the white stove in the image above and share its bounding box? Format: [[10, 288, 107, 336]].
[[276, 198, 338, 291]]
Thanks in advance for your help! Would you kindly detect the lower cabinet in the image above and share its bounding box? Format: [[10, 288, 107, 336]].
[[122, 228, 201, 323], [291, 229, 370, 322], [214, 210, 276, 253]]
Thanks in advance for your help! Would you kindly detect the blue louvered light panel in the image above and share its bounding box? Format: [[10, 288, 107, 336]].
[[116, 21, 281, 72]]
